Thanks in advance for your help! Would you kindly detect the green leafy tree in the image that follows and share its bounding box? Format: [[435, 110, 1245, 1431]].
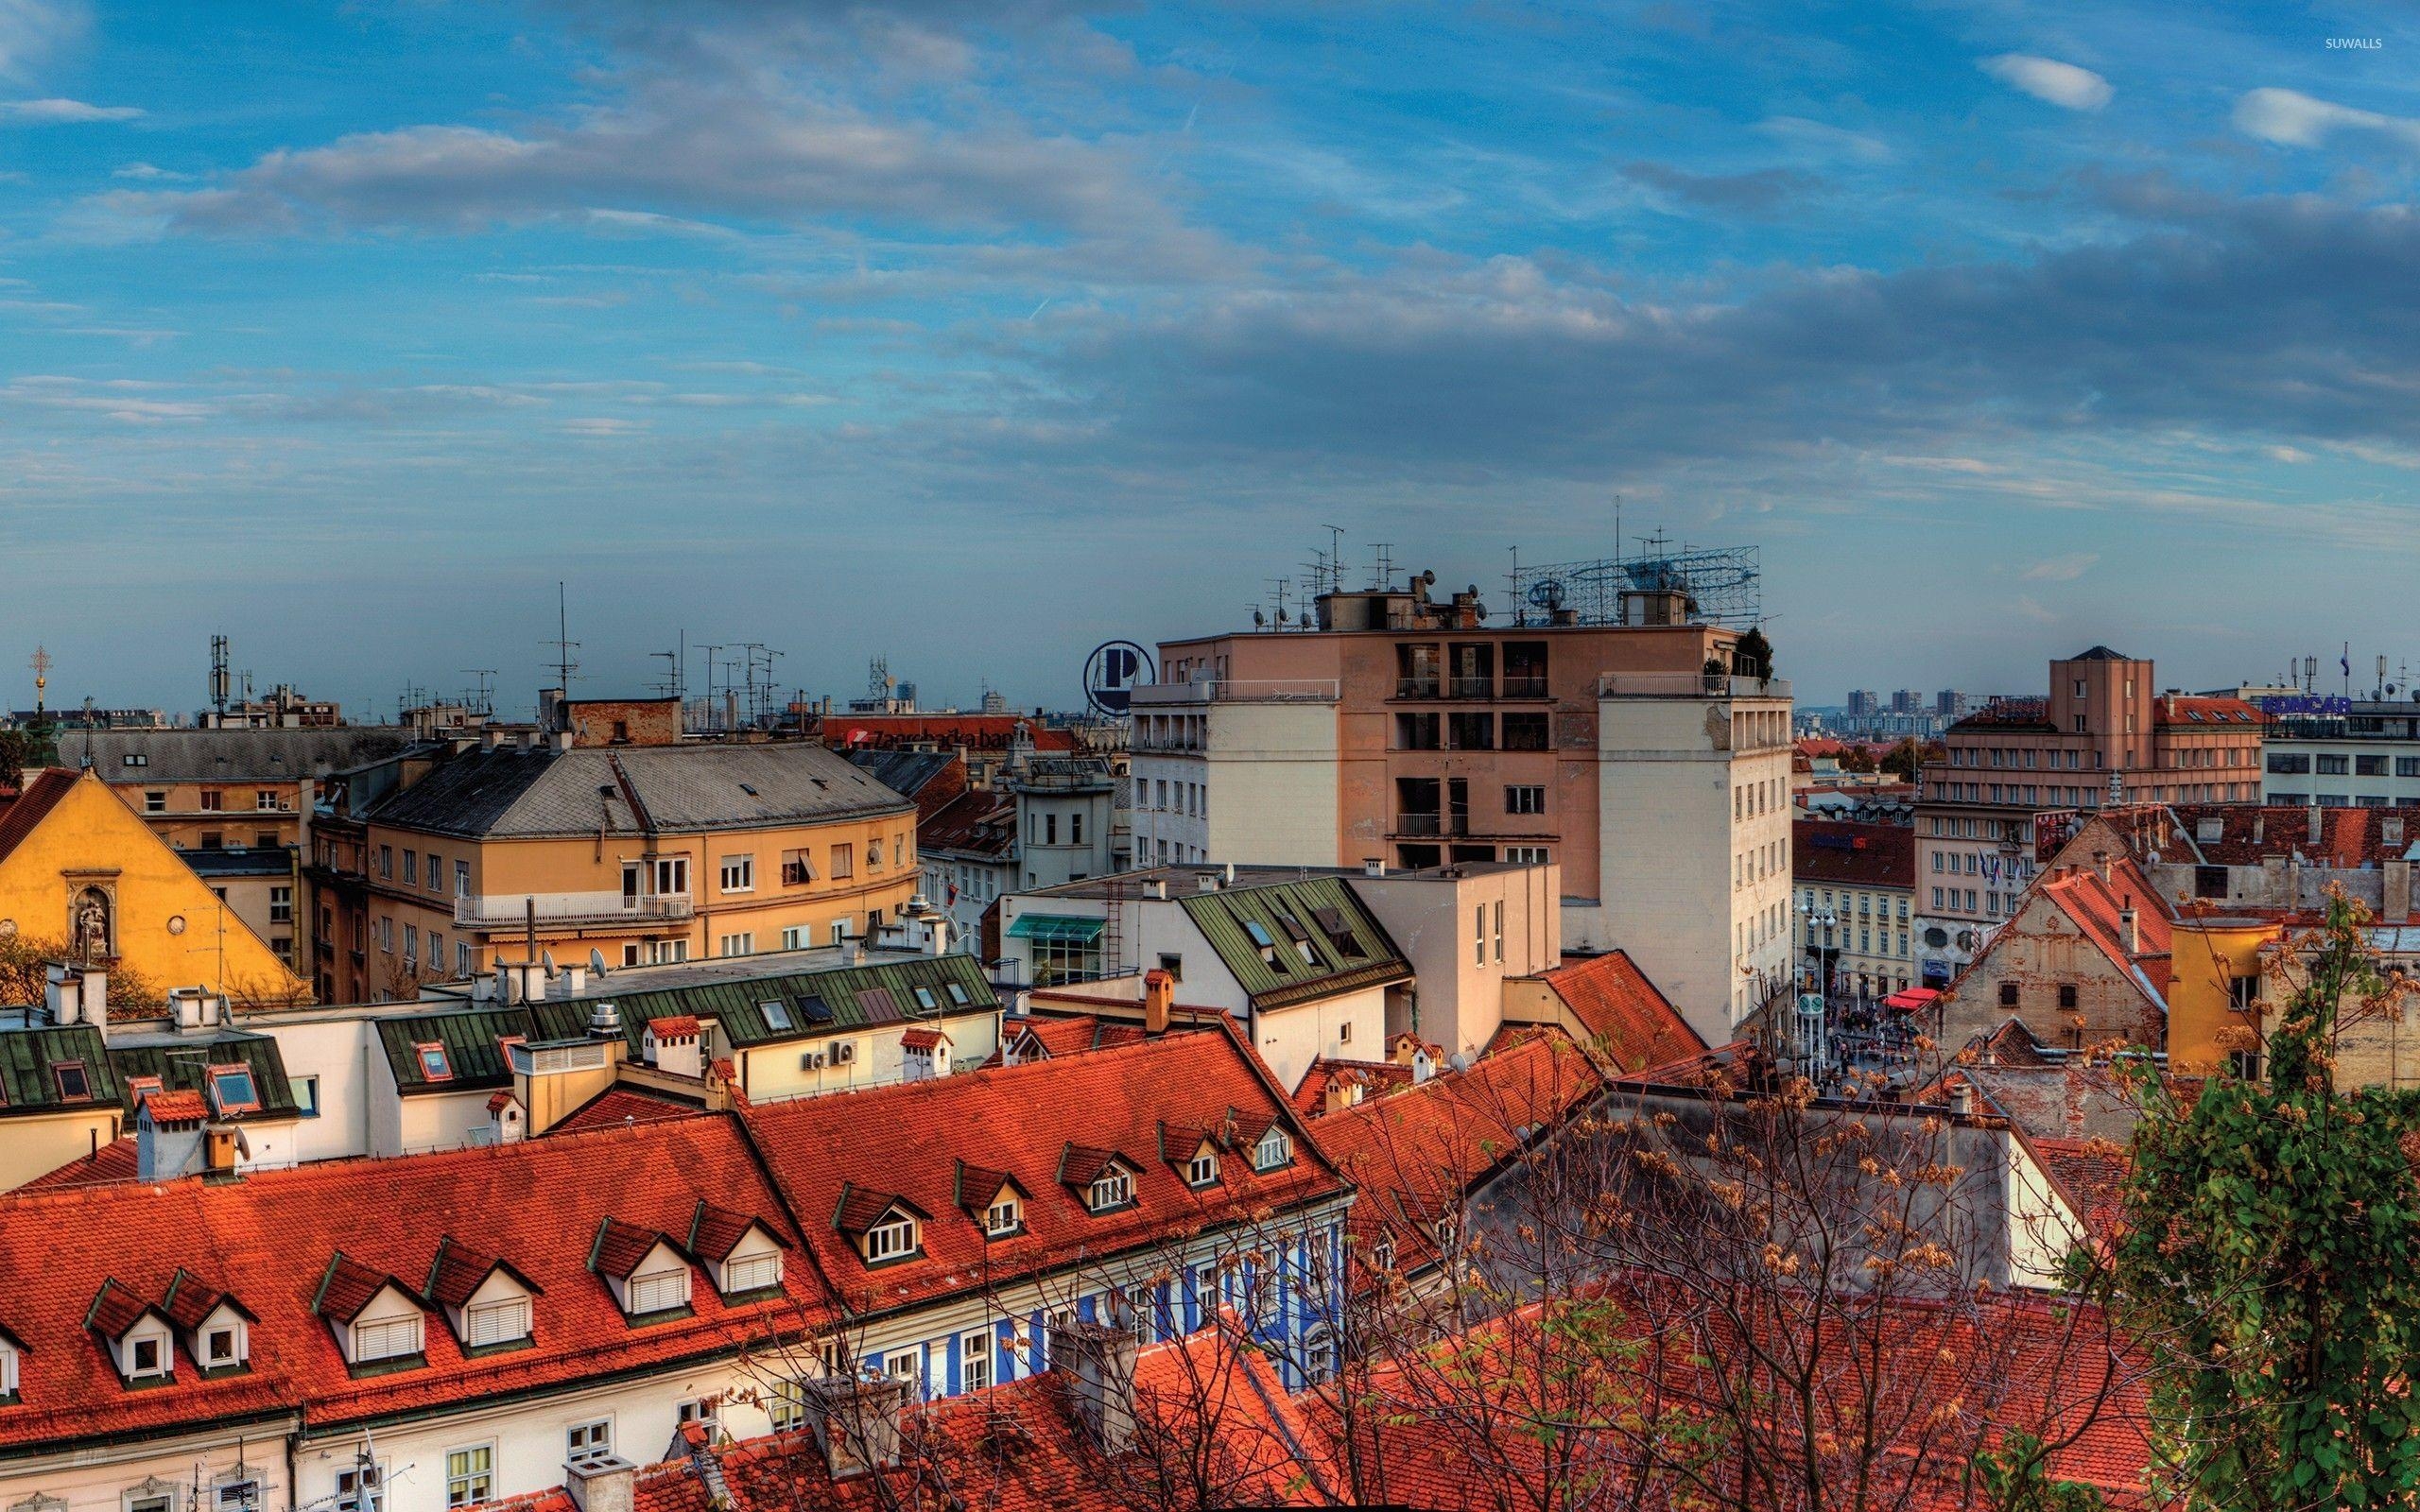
[[1732, 627, 1775, 680], [2110, 893, 2420, 1509]]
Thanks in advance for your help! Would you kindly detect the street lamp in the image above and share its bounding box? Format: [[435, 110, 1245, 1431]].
[[1794, 899, 1844, 1077]]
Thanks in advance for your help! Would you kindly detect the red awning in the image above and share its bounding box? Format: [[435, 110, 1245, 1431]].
[[1883, 988, 1940, 1012]]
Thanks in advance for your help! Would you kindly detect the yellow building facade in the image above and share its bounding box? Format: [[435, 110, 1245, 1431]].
[[0, 769, 310, 1006]]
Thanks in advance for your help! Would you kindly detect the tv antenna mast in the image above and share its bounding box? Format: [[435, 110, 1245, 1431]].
[[543, 581, 580, 695], [458, 670, 496, 719]]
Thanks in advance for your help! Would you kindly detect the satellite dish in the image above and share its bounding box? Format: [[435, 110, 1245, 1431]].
[[1447, 1051, 1473, 1073], [542, 949, 558, 974], [590, 947, 609, 974], [1253, 609, 1266, 628], [1527, 579, 1566, 611]]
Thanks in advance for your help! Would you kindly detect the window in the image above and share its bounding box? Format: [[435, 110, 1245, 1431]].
[[1089, 1169, 1134, 1211], [269, 885, 293, 923], [947, 981, 972, 1005], [354, 1315, 423, 1363], [761, 999, 794, 1031], [145, 790, 165, 813], [2318, 754, 2351, 776], [1474, 905, 1486, 967], [653, 856, 690, 896], [864, 1214, 920, 1263], [886, 1350, 920, 1391], [781, 849, 815, 885], [1339, 1021, 1353, 1045], [456, 860, 471, 897], [1506, 846, 1549, 864], [444, 1447, 493, 1509], [780, 926, 809, 951], [720, 855, 754, 893], [1505, 784, 1546, 816], [1186, 1150, 1219, 1187], [1253, 1127, 1292, 1171], [296, 1074, 320, 1118], [1500, 712, 1548, 751], [122, 752, 149, 767], [335, 1464, 384, 1512], [723, 1250, 782, 1295], [830, 844, 854, 880], [466, 1297, 528, 1348], [416, 1042, 453, 1081], [127, 1073, 163, 1103], [768, 1383, 807, 1432], [912, 986, 938, 1010], [130, 1334, 165, 1377], [1999, 982, 2019, 1008], [2058, 984, 2079, 1010], [205, 1325, 239, 1366], [628, 1266, 690, 1315], [1302, 1328, 1338, 1385], [201, 789, 224, 812], [402, 851, 417, 886], [985, 1196, 1022, 1236], [52, 1060, 91, 1102], [566, 1420, 613, 1467], [208, 1063, 261, 1115], [961, 1332, 993, 1393], [427, 853, 442, 891], [216, 1482, 259, 1512], [717, 933, 754, 957], [677, 1399, 719, 1436]]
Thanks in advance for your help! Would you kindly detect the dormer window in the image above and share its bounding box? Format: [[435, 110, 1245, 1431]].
[[627, 1264, 689, 1315], [864, 1213, 920, 1263], [414, 1043, 452, 1082], [590, 1221, 696, 1322], [204, 1325, 240, 1366], [1253, 1128, 1293, 1172], [1089, 1170, 1133, 1212], [353, 1314, 423, 1364], [126, 1074, 164, 1103], [985, 1196, 1022, 1237], [207, 1064, 260, 1116], [1186, 1150, 1219, 1188], [687, 1201, 790, 1297], [465, 1297, 529, 1349], [130, 1335, 165, 1378]]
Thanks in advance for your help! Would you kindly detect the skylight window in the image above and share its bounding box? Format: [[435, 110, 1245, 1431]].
[[912, 987, 938, 1010], [1241, 920, 1276, 950], [415, 1043, 453, 1082], [798, 994, 833, 1023], [207, 1064, 261, 1115], [760, 999, 794, 1031], [127, 1074, 164, 1103], [52, 1061, 91, 1102], [945, 982, 971, 1005]]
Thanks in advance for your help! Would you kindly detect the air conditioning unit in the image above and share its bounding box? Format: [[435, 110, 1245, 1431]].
[[802, 1051, 826, 1070]]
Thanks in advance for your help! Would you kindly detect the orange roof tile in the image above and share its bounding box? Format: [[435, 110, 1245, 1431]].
[[1526, 952, 1707, 1073], [740, 1021, 1344, 1319], [141, 1090, 209, 1125], [19, 1137, 138, 1192]]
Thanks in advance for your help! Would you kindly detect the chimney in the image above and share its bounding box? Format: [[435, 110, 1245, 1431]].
[[1143, 969, 1173, 1035], [1323, 1074, 1362, 1115], [2308, 804, 2325, 846], [44, 962, 106, 1033], [2387, 859, 2412, 926], [136, 1096, 208, 1181], [480, 726, 501, 753], [2119, 905, 2140, 954], [1046, 1317, 1139, 1454], [1145, 878, 1167, 901], [2091, 850, 2110, 885], [839, 935, 864, 967], [170, 988, 228, 1034], [586, 1000, 623, 1040], [1222, 862, 1236, 886], [563, 1457, 637, 1512], [805, 1375, 909, 1479], [1363, 857, 1386, 878], [1947, 1078, 1974, 1118]]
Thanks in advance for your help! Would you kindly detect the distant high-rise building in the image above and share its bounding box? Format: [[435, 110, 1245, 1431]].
[[1847, 690, 1880, 719], [1936, 689, 1968, 718], [1891, 689, 1922, 714]]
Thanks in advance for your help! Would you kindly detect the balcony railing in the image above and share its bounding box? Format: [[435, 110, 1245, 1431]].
[[1447, 677, 1495, 699], [1500, 674, 1550, 698], [1132, 678, 1340, 706], [1395, 678, 1442, 699], [1396, 812, 1443, 836], [1596, 673, 1793, 700], [454, 889, 694, 930]]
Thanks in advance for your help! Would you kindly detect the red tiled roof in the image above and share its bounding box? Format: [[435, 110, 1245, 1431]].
[[1525, 951, 1707, 1074], [899, 1028, 949, 1052], [920, 788, 1018, 860], [160, 1267, 247, 1330], [590, 1218, 678, 1280], [424, 1236, 535, 1310], [2031, 1135, 2132, 1241], [818, 716, 1082, 753], [312, 1253, 404, 1323], [85, 1279, 156, 1341], [986, 1013, 1156, 1066], [0, 769, 78, 868], [687, 1200, 784, 1263], [547, 1086, 705, 1135], [630, 1323, 1328, 1512], [141, 1090, 209, 1125], [2152, 695, 2265, 730], [1791, 819, 1917, 890], [19, 1137, 138, 1192], [648, 1015, 701, 1040], [740, 1020, 1344, 1318], [1311, 1029, 1605, 1277], [0, 1115, 818, 1451], [2037, 857, 2173, 1005], [1289, 1058, 1414, 1117], [831, 1185, 917, 1236], [2165, 803, 2420, 868]]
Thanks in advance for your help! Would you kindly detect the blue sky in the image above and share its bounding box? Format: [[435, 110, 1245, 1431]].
[[4, 0, 2420, 714]]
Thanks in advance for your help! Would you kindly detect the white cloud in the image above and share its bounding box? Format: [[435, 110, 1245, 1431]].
[[2234, 87, 2420, 150], [0, 95, 138, 122], [0, 0, 82, 81], [2021, 551, 2099, 581], [112, 161, 187, 180], [1979, 55, 2112, 112]]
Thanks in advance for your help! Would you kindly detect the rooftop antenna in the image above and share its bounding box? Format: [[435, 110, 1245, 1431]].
[[649, 650, 678, 700], [544, 581, 580, 696], [1508, 545, 1522, 627], [208, 635, 229, 717], [460, 669, 496, 718], [1614, 494, 1623, 563], [1267, 577, 1292, 628], [1372, 543, 1394, 592]]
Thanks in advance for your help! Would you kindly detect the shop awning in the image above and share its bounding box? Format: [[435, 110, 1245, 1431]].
[[1006, 914, 1106, 945], [1884, 988, 1940, 1012]]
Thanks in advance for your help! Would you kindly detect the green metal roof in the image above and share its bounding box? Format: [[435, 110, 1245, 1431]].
[[599, 953, 1001, 1050], [1177, 876, 1410, 1010], [375, 1006, 538, 1095], [0, 1023, 117, 1120], [1006, 914, 1106, 944], [109, 1032, 302, 1123]]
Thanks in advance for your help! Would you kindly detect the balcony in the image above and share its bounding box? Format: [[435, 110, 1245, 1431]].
[[1392, 813, 1472, 838], [1447, 677, 1495, 699], [1395, 678, 1442, 699], [454, 889, 693, 931], [1133, 678, 1340, 706], [1596, 673, 1792, 700], [1500, 674, 1550, 699]]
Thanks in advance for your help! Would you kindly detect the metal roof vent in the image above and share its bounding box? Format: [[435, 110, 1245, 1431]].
[[587, 1000, 623, 1040]]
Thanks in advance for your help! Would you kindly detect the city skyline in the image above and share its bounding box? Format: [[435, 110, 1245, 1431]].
[[6, 2, 2420, 709]]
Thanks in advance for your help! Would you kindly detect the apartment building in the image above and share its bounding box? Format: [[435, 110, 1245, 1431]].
[[1131, 572, 1792, 1042], [2260, 697, 2420, 807], [1791, 819, 1917, 998], [1913, 647, 2263, 987], [307, 701, 919, 1004]]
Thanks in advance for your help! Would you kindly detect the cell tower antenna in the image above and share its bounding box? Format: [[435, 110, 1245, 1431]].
[[544, 581, 580, 694], [208, 635, 229, 716]]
